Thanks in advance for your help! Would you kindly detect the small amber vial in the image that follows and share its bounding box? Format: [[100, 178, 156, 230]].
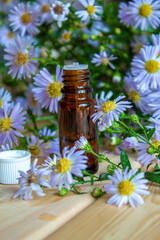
[[58, 62, 99, 174]]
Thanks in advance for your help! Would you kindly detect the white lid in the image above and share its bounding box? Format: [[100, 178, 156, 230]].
[[63, 62, 88, 70], [0, 150, 31, 184]]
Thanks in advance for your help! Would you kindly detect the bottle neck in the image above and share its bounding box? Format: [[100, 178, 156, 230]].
[[61, 69, 92, 100]]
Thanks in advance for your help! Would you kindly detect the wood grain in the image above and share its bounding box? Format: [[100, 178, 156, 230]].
[[47, 183, 160, 240], [0, 154, 152, 240]]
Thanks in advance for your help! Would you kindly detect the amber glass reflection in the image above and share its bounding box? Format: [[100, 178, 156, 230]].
[[58, 68, 99, 174]]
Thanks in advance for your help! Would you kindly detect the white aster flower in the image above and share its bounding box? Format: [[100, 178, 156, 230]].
[[118, 2, 132, 27], [0, 26, 15, 47], [135, 135, 160, 165], [75, 0, 103, 24], [91, 92, 132, 128], [50, 0, 71, 27], [131, 45, 160, 90], [44, 146, 88, 190], [104, 167, 150, 208], [9, 2, 40, 36], [131, 35, 149, 53], [124, 72, 151, 114], [0, 87, 12, 110], [128, 0, 160, 30], [91, 50, 117, 69]]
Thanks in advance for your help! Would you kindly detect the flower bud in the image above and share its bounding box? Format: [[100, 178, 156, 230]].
[[99, 45, 105, 51], [107, 164, 116, 174], [91, 187, 103, 198], [90, 34, 97, 40], [115, 28, 121, 34], [110, 136, 121, 145], [59, 188, 68, 196], [82, 33, 88, 40], [147, 147, 155, 155], [130, 114, 140, 124]]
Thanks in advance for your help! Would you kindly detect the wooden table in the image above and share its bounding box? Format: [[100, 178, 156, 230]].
[[1, 154, 160, 240]]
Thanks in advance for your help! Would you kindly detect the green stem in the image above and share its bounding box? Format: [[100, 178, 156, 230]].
[[25, 116, 56, 125], [118, 120, 159, 153], [90, 150, 123, 170]]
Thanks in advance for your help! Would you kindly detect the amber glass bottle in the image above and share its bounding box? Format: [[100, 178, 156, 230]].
[[58, 63, 99, 174]]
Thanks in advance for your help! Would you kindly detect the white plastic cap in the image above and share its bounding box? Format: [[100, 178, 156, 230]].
[[0, 150, 31, 184], [63, 62, 88, 70]]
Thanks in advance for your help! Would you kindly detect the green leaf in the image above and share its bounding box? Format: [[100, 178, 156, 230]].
[[147, 128, 155, 140], [154, 163, 160, 171], [120, 150, 132, 170], [145, 172, 160, 184], [99, 173, 110, 181], [146, 163, 153, 170]]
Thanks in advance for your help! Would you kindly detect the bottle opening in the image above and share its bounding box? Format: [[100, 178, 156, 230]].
[[63, 62, 88, 70]]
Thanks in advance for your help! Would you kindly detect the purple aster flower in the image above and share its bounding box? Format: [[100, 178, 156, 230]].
[[13, 158, 50, 200], [91, 50, 117, 69], [146, 117, 160, 139], [4, 35, 38, 80], [26, 84, 42, 116], [0, 144, 11, 152], [34, 0, 53, 24], [75, 0, 103, 24], [32, 66, 63, 113], [151, 33, 160, 46], [131, 46, 160, 90], [122, 137, 138, 149], [26, 135, 50, 157], [39, 127, 57, 138], [15, 96, 28, 111], [0, 102, 26, 147], [128, 0, 160, 30], [131, 35, 149, 53], [124, 73, 151, 114], [50, 0, 71, 27], [147, 91, 160, 117], [135, 135, 160, 165], [118, 2, 132, 27], [0, 87, 12, 110], [9, 2, 40, 36], [104, 167, 149, 208], [0, 0, 17, 13], [48, 139, 60, 154], [44, 146, 88, 190], [62, 30, 72, 43], [0, 26, 15, 47], [91, 92, 132, 128]]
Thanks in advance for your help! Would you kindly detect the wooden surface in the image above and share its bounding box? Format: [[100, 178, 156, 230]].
[[0, 155, 160, 240]]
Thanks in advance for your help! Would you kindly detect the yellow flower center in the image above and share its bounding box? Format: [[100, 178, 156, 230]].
[[2, 0, 11, 3], [21, 12, 32, 25], [158, 50, 160, 58], [102, 100, 116, 113], [41, 4, 50, 13], [14, 52, 29, 66], [29, 146, 41, 156], [139, 4, 152, 17], [27, 174, 37, 185], [135, 43, 143, 53], [53, 4, 63, 15], [101, 58, 109, 66], [87, 5, 95, 15], [7, 31, 14, 39], [129, 90, 140, 103], [0, 99, 3, 108], [145, 60, 159, 73], [0, 117, 12, 133], [151, 138, 160, 149], [118, 180, 134, 196], [63, 32, 71, 42], [55, 158, 71, 174], [46, 82, 62, 98]]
